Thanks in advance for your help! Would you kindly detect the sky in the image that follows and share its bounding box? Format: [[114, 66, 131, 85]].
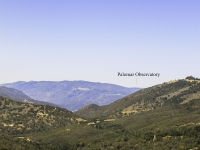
[[0, 0, 200, 88]]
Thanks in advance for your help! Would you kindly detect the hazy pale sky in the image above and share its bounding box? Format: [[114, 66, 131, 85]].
[[0, 0, 200, 88]]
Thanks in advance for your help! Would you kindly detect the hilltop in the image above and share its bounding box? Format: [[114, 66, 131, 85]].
[[76, 76, 200, 118], [0, 96, 78, 135]]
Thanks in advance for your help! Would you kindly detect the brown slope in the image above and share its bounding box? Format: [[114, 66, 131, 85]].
[[75, 77, 200, 119], [0, 96, 79, 134]]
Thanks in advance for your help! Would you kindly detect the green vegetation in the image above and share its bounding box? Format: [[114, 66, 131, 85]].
[[1, 77, 200, 149], [76, 78, 200, 118], [0, 96, 78, 135]]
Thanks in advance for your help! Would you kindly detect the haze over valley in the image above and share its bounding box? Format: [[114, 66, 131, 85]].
[[3, 81, 141, 111]]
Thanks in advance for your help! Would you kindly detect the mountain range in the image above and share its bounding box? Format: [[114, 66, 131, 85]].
[[3, 81, 141, 111], [1, 76, 200, 149], [0, 86, 57, 106]]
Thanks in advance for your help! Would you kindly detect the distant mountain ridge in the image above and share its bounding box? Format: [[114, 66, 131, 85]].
[[0, 86, 57, 107], [3, 81, 141, 111], [0, 86, 31, 100]]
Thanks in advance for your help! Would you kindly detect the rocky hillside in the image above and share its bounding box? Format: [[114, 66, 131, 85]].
[[3, 81, 141, 111], [0, 96, 79, 134]]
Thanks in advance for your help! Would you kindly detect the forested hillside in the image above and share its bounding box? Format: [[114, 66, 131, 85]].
[[1, 77, 200, 149]]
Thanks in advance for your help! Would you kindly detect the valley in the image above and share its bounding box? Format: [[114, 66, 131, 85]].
[[3, 81, 141, 111], [1, 76, 200, 149]]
